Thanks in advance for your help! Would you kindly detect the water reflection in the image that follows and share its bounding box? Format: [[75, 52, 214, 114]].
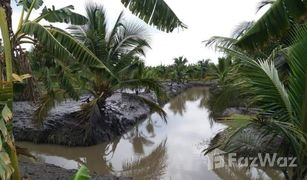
[[18, 88, 227, 179], [124, 124, 155, 155], [121, 140, 167, 179], [169, 87, 209, 115], [212, 155, 285, 180]]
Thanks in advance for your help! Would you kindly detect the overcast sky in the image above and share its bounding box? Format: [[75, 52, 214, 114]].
[[12, 0, 268, 66]]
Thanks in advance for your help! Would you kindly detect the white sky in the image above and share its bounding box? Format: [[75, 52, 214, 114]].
[[11, 0, 269, 66]]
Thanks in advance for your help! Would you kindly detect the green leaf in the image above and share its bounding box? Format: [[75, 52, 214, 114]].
[[34, 89, 66, 124], [287, 24, 307, 131], [70, 165, 91, 180], [0, 152, 13, 180], [48, 28, 114, 77], [18, 0, 44, 11], [0, 82, 13, 105], [137, 95, 167, 122], [38, 5, 88, 25], [1, 105, 12, 123], [121, 0, 186, 32], [223, 48, 293, 123], [21, 22, 114, 77], [0, 117, 8, 142], [236, 0, 307, 50]]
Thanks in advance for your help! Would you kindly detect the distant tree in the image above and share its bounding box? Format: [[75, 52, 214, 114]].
[[197, 59, 210, 79], [172, 56, 188, 83]]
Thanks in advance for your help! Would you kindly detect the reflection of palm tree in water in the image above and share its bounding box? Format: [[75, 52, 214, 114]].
[[146, 116, 157, 138], [169, 87, 208, 115], [122, 114, 162, 155], [212, 160, 285, 180], [124, 123, 155, 155], [121, 139, 168, 180]]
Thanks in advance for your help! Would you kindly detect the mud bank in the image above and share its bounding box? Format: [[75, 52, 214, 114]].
[[14, 81, 212, 146], [19, 159, 131, 180]]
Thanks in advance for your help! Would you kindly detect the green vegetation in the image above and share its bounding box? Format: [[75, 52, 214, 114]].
[[32, 4, 167, 124], [144, 57, 211, 82], [0, 0, 186, 178], [204, 1, 307, 179], [120, 0, 186, 32], [1, 0, 307, 179], [221, 114, 253, 129], [0, 4, 21, 179], [70, 165, 91, 180]]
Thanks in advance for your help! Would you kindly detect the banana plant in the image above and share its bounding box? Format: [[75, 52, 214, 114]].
[[70, 165, 91, 180], [9, 0, 120, 115], [120, 0, 186, 32], [0, 0, 116, 178], [11, 0, 114, 102], [236, 0, 307, 50], [0, 5, 21, 180]]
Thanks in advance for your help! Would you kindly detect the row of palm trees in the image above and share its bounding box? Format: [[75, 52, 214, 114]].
[[145, 57, 211, 82]]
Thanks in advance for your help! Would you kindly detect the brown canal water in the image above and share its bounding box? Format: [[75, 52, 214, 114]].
[[18, 87, 284, 180]]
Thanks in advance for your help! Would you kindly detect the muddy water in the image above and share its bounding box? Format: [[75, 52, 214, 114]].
[[18, 88, 284, 180]]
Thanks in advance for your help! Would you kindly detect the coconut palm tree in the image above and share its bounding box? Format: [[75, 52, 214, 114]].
[[72, 4, 165, 115], [206, 57, 233, 85], [198, 59, 210, 80], [35, 4, 166, 127], [172, 56, 188, 83], [206, 24, 307, 179]]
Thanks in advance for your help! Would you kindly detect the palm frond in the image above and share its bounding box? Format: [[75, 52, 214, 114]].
[[107, 11, 125, 48], [203, 36, 237, 50], [110, 20, 151, 59], [34, 89, 66, 124], [223, 48, 293, 123], [84, 4, 107, 35], [204, 122, 253, 155], [69, 4, 109, 61], [260, 119, 306, 163], [121, 0, 186, 32], [256, 0, 275, 13], [48, 28, 114, 77], [122, 140, 167, 179], [55, 60, 80, 100], [231, 21, 254, 39], [136, 95, 167, 122], [287, 24, 307, 131]]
